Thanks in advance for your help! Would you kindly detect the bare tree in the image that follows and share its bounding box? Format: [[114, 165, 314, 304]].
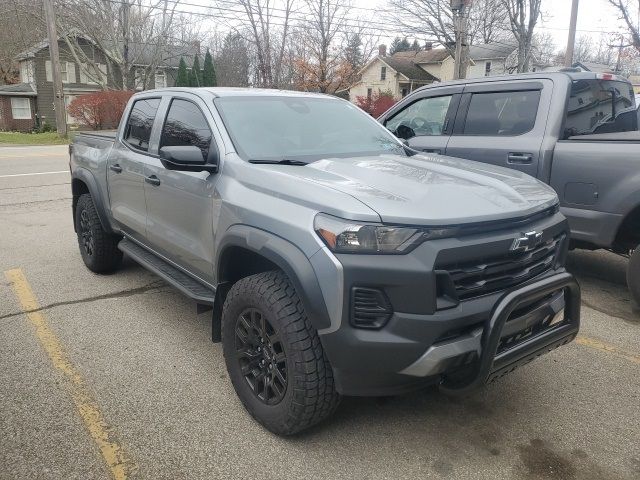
[[293, 0, 351, 93], [609, 0, 640, 51], [387, 0, 509, 78], [58, 0, 191, 89], [502, 0, 542, 72], [532, 32, 557, 67], [0, 0, 46, 84], [211, 0, 295, 88], [469, 0, 510, 44], [553, 34, 618, 69]]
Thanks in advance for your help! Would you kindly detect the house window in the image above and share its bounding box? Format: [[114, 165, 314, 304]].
[[401, 87, 408, 97], [155, 70, 166, 89], [367, 88, 373, 99], [485, 61, 492, 76], [11, 97, 31, 119], [60, 62, 68, 82], [65, 95, 77, 123], [381, 66, 387, 81], [45, 60, 74, 83]]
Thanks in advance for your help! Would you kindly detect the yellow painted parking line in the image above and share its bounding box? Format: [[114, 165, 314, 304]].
[[4, 269, 136, 480], [576, 335, 640, 364]]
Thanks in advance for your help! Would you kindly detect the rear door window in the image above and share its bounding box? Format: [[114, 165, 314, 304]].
[[385, 95, 453, 139], [462, 90, 540, 136], [160, 99, 213, 161], [564, 79, 636, 137], [123, 98, 161, 152]]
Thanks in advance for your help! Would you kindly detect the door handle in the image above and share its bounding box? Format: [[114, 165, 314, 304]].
[[422, 148, 441, 154], [109, 164, 123, 173], [507, 153, 533, 164], [144, 175, 161, 186]]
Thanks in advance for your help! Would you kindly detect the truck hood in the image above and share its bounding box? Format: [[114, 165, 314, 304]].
[[284, 154, 558, 225]]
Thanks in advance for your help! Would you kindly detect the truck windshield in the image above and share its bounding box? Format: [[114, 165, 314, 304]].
[[214, 96, 406, 162], [564, 79, 636, 137]]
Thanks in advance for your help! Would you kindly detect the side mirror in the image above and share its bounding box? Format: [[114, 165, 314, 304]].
[[159, 145, 218, 173]]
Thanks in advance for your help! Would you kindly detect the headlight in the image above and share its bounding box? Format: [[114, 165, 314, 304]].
[[314, 213, 449, 254]]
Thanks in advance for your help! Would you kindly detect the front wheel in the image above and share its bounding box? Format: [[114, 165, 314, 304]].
[[75, 194, 122, 273], [222, 271, 340, 435], [627, 247, 640, 310]]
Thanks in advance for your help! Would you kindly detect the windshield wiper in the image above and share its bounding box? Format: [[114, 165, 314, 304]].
[[248, 159, 308, 165]]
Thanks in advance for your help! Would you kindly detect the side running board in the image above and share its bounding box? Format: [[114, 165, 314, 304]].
[[118, 238, 215, 305]]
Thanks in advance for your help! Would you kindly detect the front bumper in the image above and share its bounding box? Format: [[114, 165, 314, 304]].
[[313, 211, 580, 396], [321, 271, 580, 396]]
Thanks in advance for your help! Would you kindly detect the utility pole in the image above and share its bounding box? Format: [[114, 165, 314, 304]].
[[564, 0, 580, 67], [43, 0, 67, 136], [451, 0, 469, 80], [121, 1, 131, 89]]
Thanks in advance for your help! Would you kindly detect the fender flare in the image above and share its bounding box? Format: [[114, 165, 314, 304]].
[[216, 225, 332, 331], [71, 167, 115, 234]]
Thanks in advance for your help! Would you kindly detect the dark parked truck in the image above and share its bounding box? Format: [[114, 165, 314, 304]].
[[70, 88, 580, 435], [378, 71, 640, 306]]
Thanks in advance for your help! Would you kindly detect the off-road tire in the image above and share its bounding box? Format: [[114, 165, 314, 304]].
[[222, 270, 340, 435], [627, 247, 640, 310], [75, 194, 122, 273]]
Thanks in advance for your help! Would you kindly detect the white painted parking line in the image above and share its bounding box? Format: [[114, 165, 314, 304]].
[[0, 171, 68, 178]]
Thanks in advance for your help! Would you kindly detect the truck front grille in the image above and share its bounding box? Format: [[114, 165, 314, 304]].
[[439, 234, 564, 301]]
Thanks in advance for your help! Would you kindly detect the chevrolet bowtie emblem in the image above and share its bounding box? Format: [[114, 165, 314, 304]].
[[511, 230, 543, 252]]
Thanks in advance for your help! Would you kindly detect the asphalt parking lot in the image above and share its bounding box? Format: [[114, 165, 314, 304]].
[[1, 145, 639, 480]]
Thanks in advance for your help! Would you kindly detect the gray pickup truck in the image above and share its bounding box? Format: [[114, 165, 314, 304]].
[[378, 71, 640, 305], [70, 88, 580, 435]]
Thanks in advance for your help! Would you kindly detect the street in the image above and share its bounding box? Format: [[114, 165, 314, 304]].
[[1, 145, 639, 480]]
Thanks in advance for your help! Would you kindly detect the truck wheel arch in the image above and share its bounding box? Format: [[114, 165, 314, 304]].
[[215, 226, 332, 332], [71, 168, 114, 234], [614, 204, 640, 252]]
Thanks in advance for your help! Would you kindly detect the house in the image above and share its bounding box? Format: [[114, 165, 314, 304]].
[[347, 45, 439, 102], [0, 37, 197, 131], [347, 42, 544, 104], [571, 61, 613, 73], [413, 42, 540, 81]]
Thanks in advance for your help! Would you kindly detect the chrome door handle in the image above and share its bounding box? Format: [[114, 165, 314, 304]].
[[144, 175, 161, 186], [507, 153, 533, 164], [109, 164, 123, 173]]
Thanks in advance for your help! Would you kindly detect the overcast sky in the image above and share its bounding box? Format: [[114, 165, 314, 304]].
[[353, 0, 632, 50], [189, 0, 634, 53]]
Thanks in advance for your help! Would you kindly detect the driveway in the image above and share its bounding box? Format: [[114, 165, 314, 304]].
[[1, 145, 639, 479]]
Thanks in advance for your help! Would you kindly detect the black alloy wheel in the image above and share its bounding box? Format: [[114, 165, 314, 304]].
[[235, 308, 288, 405], [79, 208, 95, 257]]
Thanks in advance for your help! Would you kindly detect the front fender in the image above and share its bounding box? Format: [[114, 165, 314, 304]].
[[71, 167, 115, 234], [216, 225, 331, 331]]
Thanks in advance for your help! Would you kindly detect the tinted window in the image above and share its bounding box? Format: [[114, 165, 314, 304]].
[[564, 79, 636, 137], [463, 90, 540, 136], [214, 96, 405, 162], [385, 95, 453, 139], [124, 98, 161, 152], [160, 99, 213, 161]]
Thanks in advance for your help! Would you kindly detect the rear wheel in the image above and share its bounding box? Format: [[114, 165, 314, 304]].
[[221, 270, 340, 435], [75, 194, 122, 273], [627, 247, 640, 309]]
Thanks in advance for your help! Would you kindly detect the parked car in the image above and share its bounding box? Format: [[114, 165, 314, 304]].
[[379, 71, 640, 307], [70, 88, 580, 435]]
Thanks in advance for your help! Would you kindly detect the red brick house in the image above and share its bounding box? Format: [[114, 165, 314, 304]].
[[0, 83, 37, 132]]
